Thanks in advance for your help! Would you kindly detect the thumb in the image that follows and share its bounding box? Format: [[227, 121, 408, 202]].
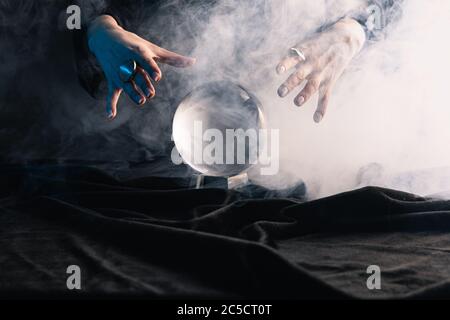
[[314, 83, 332, 123], [157, 47, 196, 68], [106, 85, 122, 119]]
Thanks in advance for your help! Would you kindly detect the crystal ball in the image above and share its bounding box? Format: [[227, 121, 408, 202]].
[[172, 81, 265, 177]]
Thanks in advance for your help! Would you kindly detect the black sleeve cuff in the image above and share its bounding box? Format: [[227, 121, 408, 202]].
[[349, 0, 403, 42]]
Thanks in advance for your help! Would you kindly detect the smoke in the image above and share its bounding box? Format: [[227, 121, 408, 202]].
[[0, 0, 172, 163], [256, 0, 450, 198], [1, 0, 449, 198], [155, 0, 450, 198]]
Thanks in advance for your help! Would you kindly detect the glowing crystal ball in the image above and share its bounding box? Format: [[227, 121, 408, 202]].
[[172, 81, 265, 177]]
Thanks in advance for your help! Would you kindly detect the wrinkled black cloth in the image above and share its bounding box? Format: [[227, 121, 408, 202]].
[[2, 163, 450, 299]]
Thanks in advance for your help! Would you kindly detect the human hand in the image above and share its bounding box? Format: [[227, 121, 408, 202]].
[[276, 18, 366, 123], [87, 15, 196, 119]]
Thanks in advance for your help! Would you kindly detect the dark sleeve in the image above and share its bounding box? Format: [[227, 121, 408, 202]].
[[73, 0, 154, 98], [100, 0, 152, 33], [350, 0, 404, 41]]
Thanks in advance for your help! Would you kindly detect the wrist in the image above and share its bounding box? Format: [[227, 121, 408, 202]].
[[87, 15, 121, 51], [334, 18, 367, 54]]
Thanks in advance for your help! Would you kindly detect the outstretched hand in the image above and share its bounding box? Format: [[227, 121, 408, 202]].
[[87, 15, 196, 119], [276, 18, 366, 123]]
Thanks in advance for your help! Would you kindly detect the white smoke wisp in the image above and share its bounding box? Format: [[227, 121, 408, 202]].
[[260, 0, 450, 198], [142, 0, 450, 198], [186, 0, 450, 199]]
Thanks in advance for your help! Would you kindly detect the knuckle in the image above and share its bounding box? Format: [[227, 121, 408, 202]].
[[140, 56, 156, 69], [143, 71, 152, 82], [294, 70, 305, 82], [324, 54, 334, 65], [343, 35, 352, 45], [287, 72, 303, 86], [140, 76, 148, 86], [133, 45, 148, 57], [143, 57, 154, 67], [308, 79, 320, 92], [284, 76, 295, 88], [287, 57, 297, 66], [313, 59, 322, 70]]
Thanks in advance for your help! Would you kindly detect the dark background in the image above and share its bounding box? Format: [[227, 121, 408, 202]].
[[0, 0, 270, 167], [0, 0, 193, 164]]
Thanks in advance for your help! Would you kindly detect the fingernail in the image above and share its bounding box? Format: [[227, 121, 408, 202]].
[[135, 96, 144, 105], [277, 65, 286, 74], [144, 87, 152, 97], [278, 86, 289, 97], [186, 57, 196, 66], [151, 72, 160, 82], [296, 96, 305, 106], [314, 112, 323, 123]]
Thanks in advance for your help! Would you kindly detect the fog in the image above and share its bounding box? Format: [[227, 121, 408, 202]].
[[261, 0, 450, 198], [161, 0, 450, 198], [1, 0, 450, 198]]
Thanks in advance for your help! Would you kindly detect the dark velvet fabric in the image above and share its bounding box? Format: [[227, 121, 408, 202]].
[[2, 163, 450, 299]]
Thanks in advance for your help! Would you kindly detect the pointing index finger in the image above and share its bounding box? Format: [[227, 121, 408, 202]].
[[132, 50, 162, 82], [156, 47, 196, 68]]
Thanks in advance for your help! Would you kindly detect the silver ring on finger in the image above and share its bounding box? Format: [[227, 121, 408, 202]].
[[118, 60, 138, 83], [289, 47, 306, 62]]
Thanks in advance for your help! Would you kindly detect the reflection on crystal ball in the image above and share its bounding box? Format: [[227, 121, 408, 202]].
[[173, 81, 265, 177]]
